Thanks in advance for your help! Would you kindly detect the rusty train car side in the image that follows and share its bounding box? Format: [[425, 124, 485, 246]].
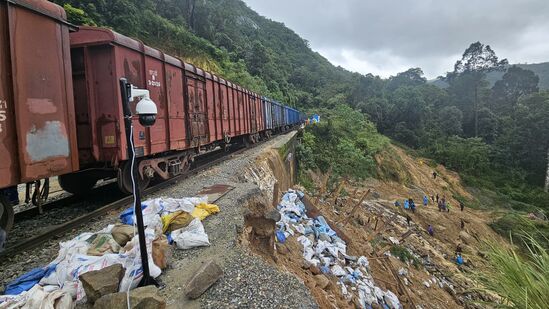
[[65, 27, 275, 194], [0, 0, 79, 232]]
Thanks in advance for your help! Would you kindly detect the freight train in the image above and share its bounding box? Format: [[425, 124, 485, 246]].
[[0, 0, 305, 236]]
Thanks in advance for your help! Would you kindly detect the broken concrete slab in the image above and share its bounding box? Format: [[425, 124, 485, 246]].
[[79, 263, 124, 304], [184, 260, 224, 299], [94, 286, 166, 309]]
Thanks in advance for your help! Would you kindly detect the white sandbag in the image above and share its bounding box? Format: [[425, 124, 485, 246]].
[[357, 256, 370, 268], [171, 218, 210, 250], [153, 197, 208, 214], [384, 290, 401, 309], [14, 285, 74, 309], [119, 228, 162, 292], [331, 264, 346, 277], [297, 235, 312, 248]]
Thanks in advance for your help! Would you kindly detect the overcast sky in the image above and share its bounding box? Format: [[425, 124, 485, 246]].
[[242, 0, 549, 79]]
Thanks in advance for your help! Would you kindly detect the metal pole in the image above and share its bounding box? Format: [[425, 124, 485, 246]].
[[119, 78, 157, 287]]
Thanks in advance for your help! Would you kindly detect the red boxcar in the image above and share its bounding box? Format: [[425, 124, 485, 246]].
[[65, 27, 265, 193], [0, 0, 78, 231]]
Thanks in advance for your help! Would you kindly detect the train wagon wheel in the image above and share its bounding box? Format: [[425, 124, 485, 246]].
[[59, 173, 98, 195], [0, 195, 14, 237], [117, 162, 150, 195]]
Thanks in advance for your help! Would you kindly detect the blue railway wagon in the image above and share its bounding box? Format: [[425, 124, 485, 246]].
[[272, 101, 283, 129]]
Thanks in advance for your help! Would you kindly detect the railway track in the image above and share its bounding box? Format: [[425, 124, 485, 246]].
[[0, 136, 275, 259]]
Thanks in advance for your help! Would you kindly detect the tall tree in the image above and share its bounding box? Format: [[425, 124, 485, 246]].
[[491, 66, 539, 114], [448, 42, 508, 137]]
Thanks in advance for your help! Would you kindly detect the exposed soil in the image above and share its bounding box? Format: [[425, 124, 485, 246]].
[[241, 142, 505, 308]]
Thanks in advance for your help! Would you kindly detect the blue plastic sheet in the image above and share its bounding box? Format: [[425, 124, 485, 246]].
[[312, 216, 337, 238], [275, 230, 286, 243], [4, 264, 56, 295], [119, 203, 148, 225], [320, 265, 330, 274]]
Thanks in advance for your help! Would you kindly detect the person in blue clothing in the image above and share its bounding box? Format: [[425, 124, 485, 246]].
[[423, 195, 428, 206], [394, 200, 400, 207], [456, 253, 464, 265], [409, 198, 416, 213], [404, 199, 409, 210]]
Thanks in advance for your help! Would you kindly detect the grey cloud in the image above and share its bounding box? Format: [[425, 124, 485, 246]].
[[243, 0, 549, 78]]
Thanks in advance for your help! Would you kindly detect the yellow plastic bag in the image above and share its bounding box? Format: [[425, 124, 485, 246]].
[[161, 211, 194, 233], [191, 203, 220, 220]]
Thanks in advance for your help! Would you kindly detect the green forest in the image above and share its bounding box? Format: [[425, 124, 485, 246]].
[[54, 0, 549, 214]]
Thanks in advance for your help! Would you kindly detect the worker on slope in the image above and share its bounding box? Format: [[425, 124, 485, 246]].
[[406, 214, 412, 227], [404, 199, 410, 210], [394, 200, 401, 207], [460, 201, 465, 212], [455, 243, 463, 255], [427, 225, 434, 236], [456, 253, 464, 266], [423, 195, 429, 206], [410, 198, 416, 213], [433, 171, 438, 179]]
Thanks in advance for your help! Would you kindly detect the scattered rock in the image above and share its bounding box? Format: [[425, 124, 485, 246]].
[[93, 292, 127, 309], [310, 265, 321, 275], [79, 264, 124, 304], [276, 243, 289, 255], [130, 286, 166, 309], [94, 286, 165, 309], [264, 209, 281, 222], [314, 274, 330, 290], [185, 260, 224, 299]]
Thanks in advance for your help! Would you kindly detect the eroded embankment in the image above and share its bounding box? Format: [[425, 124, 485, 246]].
[[238, 141, 507, 309]]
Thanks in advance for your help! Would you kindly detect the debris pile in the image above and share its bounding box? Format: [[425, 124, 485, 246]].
[[0, 196, 220, 308], [275, 189, 402, 308]]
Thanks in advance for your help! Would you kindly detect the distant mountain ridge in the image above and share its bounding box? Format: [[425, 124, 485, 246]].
[[429, 62, 549, 89]]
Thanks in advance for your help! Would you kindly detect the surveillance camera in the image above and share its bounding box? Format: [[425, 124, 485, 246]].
[[129, 86, 158, 127], [136, 96, 158, 127]]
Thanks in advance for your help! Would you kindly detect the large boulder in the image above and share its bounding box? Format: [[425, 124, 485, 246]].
[[94, 286, 165, 309], [79, 264, 124, 304], [184, 260, 223, 299]]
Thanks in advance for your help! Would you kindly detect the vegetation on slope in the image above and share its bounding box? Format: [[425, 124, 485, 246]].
[[481, 233, 549, 309], [296, 105, 388, 189]]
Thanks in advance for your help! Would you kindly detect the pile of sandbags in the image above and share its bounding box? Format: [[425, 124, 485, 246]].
[[275, 189, 402, 308], [1, 196, 220, 307]]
